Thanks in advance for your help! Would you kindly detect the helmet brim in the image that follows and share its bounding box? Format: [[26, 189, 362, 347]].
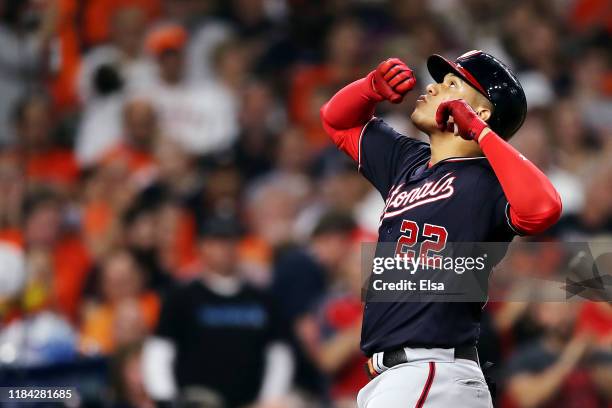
[[426, 54, 489, 99]]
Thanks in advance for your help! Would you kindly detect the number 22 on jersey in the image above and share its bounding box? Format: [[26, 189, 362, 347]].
[[395, 220, 448, 267]]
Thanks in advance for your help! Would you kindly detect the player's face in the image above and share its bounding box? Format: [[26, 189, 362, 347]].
[[411, 73, 484, 134]]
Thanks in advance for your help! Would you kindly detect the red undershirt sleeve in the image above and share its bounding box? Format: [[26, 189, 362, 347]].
[[320, 77, 382, 162], [479, 131, 562, 235]]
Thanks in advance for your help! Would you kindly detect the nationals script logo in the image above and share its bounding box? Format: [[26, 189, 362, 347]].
[[381, 172, 456, 220]]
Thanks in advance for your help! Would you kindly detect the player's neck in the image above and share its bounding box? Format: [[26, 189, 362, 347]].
[[428, 131, 482, 166]]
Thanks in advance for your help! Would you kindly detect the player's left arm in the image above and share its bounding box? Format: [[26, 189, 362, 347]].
[[437, 99, 562, 235]]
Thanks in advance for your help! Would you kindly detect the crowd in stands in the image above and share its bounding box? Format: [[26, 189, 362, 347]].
[[0, 0, 610, 407]]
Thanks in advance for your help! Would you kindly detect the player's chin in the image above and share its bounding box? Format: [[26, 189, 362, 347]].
[[410, 109, 435, 135], [410, 106, 421, 122]]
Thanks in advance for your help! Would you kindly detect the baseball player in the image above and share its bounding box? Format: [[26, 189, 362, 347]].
[[320, 51, 563, 407]]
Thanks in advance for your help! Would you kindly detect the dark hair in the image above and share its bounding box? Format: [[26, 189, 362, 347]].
[[312, 211, 356, 238], [1, 0, 28, 26], [197, 215, 243, 240], [23, 189, 60, 219], [122, 199, 158, 228]]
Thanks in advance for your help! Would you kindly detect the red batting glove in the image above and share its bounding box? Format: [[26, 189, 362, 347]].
[[435, 99, 489, 142], [367, 58, 416, 104]]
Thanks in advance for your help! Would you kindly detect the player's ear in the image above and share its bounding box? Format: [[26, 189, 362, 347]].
[[476, 106, 491, 122]]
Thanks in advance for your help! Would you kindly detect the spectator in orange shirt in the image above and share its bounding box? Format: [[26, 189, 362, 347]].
[[99, 98, 158, 177], [16, 93, 79, 191], [290, 18, 366, 150], [48, 0, 81, 112], [81, 138, 145, 259], [23, 190, 91, 321], [80, 249, 160, 355], [81, 0, 161, 47]]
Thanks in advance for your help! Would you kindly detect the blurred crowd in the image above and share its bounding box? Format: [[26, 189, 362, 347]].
[[0, 0, 611, 407]]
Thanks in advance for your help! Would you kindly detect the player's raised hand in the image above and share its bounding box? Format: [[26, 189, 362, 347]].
[[368, 58, 416, 104], [436, 99, 488, 142]]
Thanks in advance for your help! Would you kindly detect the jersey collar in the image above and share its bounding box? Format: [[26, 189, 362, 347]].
[[427, 156, 486, 168]]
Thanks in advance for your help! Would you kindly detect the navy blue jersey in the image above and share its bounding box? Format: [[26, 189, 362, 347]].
[[359, 118, 518, 355]]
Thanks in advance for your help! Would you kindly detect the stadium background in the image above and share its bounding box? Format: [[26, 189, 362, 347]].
[[0, 0, 610, 407]]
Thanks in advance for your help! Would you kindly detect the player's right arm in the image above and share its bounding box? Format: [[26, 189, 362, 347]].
[[320, 58, 416, 161]]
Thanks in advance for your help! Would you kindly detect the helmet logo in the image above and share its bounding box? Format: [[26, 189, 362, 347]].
[[458, 50, 483, 60]]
